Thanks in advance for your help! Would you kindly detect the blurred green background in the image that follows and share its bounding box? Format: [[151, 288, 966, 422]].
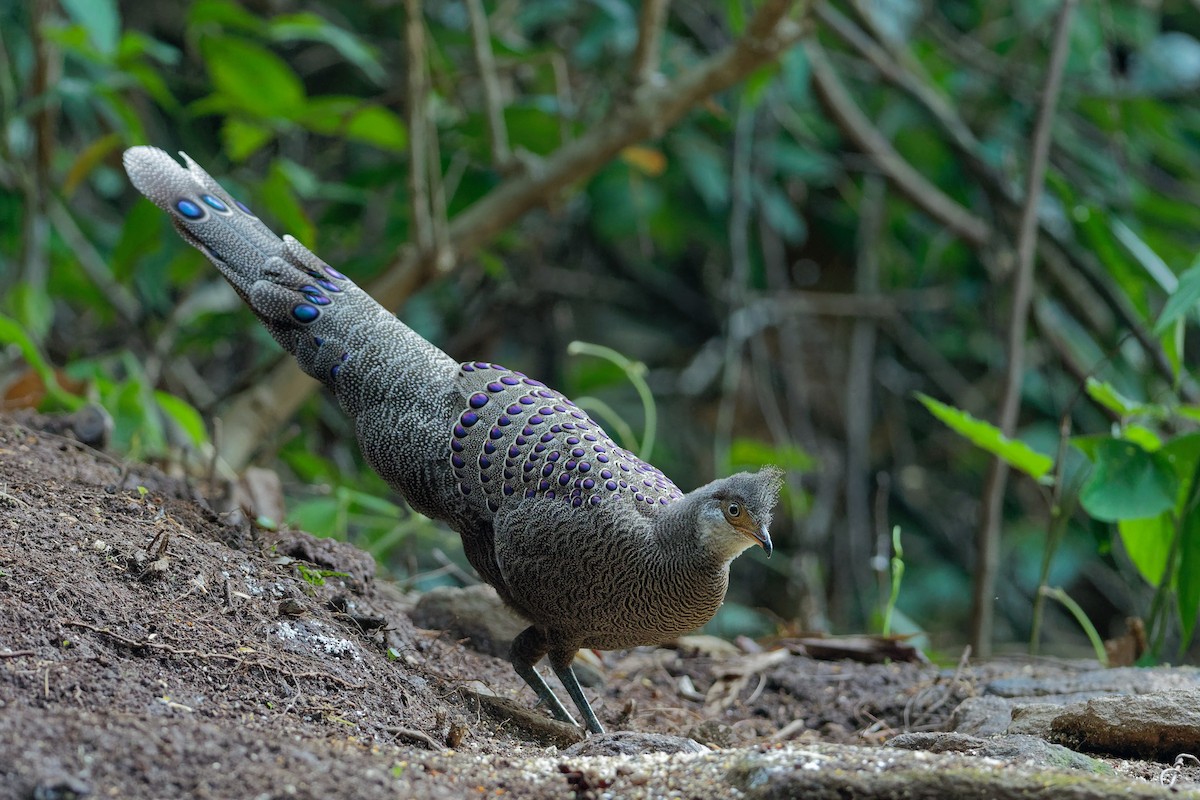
[[4, 0, 1200, 663]]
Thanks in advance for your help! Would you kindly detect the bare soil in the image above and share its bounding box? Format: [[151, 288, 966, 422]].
[[0, 413, 1187, 799]]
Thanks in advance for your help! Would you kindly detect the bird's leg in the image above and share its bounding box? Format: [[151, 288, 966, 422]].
[[510, 627, 577, 726], [549, 648, 605, 735]]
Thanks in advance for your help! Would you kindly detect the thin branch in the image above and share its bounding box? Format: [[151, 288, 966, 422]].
[[215, 0, 814, 470], [804, 38, 991, 248], [404, 0, 432, 254], [466, 0, 512, 168], [972, 0, 1077, 657], [843, 174, 886, 620], [818, 2, 1189, 399], [631, 0, 671, 87]]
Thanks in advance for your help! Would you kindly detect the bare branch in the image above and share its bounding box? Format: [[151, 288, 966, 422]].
[[804, 39, 991, 248], [216, 0, 814, 469], [466, 0, 512, 168], [631, 0, 671, 87], [404, 0, 432, 253], [972, 0, 1077, 657], [818, 1, 1188, 398]]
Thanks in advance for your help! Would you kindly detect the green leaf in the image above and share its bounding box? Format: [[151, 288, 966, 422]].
[[1154, 256, 1200, 334], [202, 36, 305, 119], [60, 0, 120, 57], [188, 0, 265, 32], [288, 496, 342, 536], [269, 13, 386, 86], [0, 314, 81, 410], [222, 117, 274, 162], [1084, 377, 1165, 419], [1178, 505, 1200, 648], [1117, 515, 1172, 587], [259, 162, 314, 246], [343, 106, 408, 153], [916, 393, 1053, 480], [153, 391, 208, 447], [1079, 438, 1177, 522]]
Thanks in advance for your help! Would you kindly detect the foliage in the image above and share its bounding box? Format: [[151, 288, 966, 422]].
[[6, 0, 1200, 659], [924, 378, 1200, 658]]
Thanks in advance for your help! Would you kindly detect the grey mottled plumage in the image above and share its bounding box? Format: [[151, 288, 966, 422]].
[[123, 146, 784, 734]]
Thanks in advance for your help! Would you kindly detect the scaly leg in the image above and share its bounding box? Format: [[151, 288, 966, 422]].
[[510, 627, 577, 726], [549, 648, 605, 735]]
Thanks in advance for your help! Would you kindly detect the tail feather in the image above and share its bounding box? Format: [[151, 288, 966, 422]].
[[123, 146, 460, 417]]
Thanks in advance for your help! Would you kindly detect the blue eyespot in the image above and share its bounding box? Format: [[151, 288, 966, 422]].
[[201, 194, 229, 212], [234, 200, 253, 215], [175, 199, 204, 220], [291, 304, 319, 323]]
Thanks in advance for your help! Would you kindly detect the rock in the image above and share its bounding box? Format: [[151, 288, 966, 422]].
[[564, 731, 708, 756], [1007, 703, 1065, 737], [411, 584, 527, 658], [1049, 689, 1200, 760], [948, 695, 1013, 736], [887, 732, 1113, 774]]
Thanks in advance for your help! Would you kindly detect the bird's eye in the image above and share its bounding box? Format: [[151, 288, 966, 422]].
[[727, 502, 741, 517]]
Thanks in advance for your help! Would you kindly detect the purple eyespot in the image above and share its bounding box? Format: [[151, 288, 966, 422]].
[[578, 462, 591, 472], [318, 279, 342, 293], [461, 411, 479, 427], [483, 441, 496, 455], [451, 454, 465, 469], [469, 393, 488, 409], [234, 199, 253, 215], [589, 496, 601, 506], [324, 266, 347, 280], [488, 382, 505, 393], [507, 404, 523, 415], [489, 427, 503, 440], [501, 376, 520, 386], [605, 481, 618, 491], [451, 439, 464, 452]]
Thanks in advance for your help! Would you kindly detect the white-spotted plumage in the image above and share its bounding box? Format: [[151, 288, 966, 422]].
[[124, 147, 784, 734]]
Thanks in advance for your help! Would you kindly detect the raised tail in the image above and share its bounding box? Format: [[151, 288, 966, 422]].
[[123, 146, 458, 417]]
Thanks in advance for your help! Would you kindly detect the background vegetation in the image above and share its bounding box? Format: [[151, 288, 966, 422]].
[[4, 0, 1200, 663]]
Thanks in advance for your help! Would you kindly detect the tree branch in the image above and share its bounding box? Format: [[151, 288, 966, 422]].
[[803, 38, 991, 248], [215, 0, 814, 470], [466, 0, 512, 168], [972, 0, 1077, 657], [631, 0, 671, 87], [404, 0, 432, 253]]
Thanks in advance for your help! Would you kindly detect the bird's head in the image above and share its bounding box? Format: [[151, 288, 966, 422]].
[[691, 467, 784, 562]]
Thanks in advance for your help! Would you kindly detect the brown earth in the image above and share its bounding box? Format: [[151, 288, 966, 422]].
[[0, 413, 1192, 799]]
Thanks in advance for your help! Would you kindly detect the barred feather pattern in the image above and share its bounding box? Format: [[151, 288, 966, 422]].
[[124, 146, 784, 713]]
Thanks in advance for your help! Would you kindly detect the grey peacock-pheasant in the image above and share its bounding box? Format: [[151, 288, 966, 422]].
[[123, 146, 784, 734]]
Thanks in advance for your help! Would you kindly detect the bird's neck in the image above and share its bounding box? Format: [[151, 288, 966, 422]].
[[652, 498, 732, 576]]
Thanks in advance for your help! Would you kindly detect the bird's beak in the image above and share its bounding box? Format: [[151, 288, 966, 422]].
[[749, 525, 772, 558]]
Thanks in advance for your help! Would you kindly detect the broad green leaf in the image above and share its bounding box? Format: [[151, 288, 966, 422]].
[[270, 13, 386, 86], [222, 117, 274, 162], [1154, 256, 1200, 334], [1160, 432, 1200, 503], [916, 393, 1053, 480], [153, 391, 208, 447], [260, 162, 314, 246], [0, 314, 81, 410], [287, 497, 342, 536], [1178, 505, 1200, 648], [1123, 425, 1162, 453], [1085, 377, 1165, 419], [60, 0, 120, 57], [343, 106, 408, 153], [188, 0, 264, 32], [1117, 515, 1172, 587], [1079, 438, 1177, 522], [728, 438, 815, 473], [202, 37, 305, 119]]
